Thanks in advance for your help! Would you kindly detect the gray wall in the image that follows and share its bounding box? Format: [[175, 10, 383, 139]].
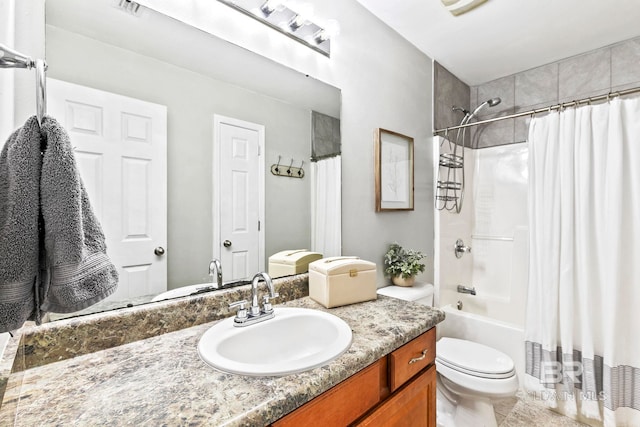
[[329, 2, 434, 285], [47, 26, 314, 289], [469, 36, 640, 148]]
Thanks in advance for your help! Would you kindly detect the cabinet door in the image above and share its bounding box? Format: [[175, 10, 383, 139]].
[[273, 359, 387, 427], [355, 365, 436, 427]]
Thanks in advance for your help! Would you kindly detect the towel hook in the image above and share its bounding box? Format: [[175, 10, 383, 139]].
[[274, 155, 281, 173], [286, 158, 294, 175], [298, 160, 304, 176]]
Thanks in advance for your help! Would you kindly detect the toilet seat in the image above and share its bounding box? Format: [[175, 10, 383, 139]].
[[436, 337, 515, 379], [435, 337, 519, 399], [437, 358, 514, 379]]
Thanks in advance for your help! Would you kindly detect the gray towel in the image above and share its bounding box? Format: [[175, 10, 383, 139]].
[[39, 116, 118, 313], [0, 116, 118, 332], [0, 117, 42, 332]]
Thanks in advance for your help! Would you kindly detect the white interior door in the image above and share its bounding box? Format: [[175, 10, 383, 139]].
[[47, 78, 167, 301], [213, 115, 264, 281]]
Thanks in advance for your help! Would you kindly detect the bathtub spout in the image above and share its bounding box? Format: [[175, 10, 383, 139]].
[[457, 285, 476, 296]]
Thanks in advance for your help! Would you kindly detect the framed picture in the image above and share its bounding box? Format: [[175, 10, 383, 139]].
[[375, 128, 414, 211]]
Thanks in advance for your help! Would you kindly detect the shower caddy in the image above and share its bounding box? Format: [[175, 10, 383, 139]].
[[435, 126, 467, 213]]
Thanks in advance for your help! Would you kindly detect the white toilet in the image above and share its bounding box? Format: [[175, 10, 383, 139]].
[[377, 283, 518, 427]]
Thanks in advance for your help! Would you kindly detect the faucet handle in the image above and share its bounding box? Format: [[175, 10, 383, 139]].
[[261, 293, 279, 313], [454, 239, 471, 259], [229, 300, 249, 322]]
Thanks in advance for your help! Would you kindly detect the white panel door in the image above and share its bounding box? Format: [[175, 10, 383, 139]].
[[47, 78, 167, 301], [214, 115, 264, 281]]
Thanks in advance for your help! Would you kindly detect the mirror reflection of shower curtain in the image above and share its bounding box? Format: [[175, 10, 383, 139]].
[[525, 96, 640, 427], [311, 156, 341, 257]]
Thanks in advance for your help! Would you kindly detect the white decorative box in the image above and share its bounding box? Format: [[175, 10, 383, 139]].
[[308, 257, 377, 308], [268, 250, 323, 279]]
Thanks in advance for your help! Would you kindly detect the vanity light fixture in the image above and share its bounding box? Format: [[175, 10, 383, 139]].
[[216, 0, 336, 57], [116, 0, 143, 16]]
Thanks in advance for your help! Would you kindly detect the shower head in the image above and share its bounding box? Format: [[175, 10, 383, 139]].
[[470, 97, 502, 118]]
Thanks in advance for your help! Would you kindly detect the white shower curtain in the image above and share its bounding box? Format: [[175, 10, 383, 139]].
[[525, 97, 640, 426], [311, 155, 341, 257]]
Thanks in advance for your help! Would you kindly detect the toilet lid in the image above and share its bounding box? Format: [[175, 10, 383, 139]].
[[436, 337, 515, 379]]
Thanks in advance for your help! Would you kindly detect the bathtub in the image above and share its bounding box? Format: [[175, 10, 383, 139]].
[[437, 303, 525, 387]]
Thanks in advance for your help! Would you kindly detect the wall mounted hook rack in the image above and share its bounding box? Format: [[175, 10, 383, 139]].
[[271, 157, 304, 178]]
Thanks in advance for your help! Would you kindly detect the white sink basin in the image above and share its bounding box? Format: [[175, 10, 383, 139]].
[[198, 307, 353, 376]]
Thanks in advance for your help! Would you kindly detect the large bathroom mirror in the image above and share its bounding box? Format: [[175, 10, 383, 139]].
[[44, 0, 341, 319]]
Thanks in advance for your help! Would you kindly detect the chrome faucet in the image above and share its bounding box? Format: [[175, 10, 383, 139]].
[[249, 272, 277, 315], [209, 259, 223, 289], [229, 272, 279, 327], [457, 285, 476, 296]]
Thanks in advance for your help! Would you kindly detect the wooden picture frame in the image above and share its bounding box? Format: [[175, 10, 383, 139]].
[[375, 128, 414, 211]]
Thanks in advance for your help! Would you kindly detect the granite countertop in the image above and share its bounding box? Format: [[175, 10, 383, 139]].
[[2, 296, 444, 426]]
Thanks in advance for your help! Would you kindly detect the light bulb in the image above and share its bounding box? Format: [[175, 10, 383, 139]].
[[288, 3, 313, 31], [313, 20, 339, 44], [288, 14, 306, 31], [259, 0, 284, 17]]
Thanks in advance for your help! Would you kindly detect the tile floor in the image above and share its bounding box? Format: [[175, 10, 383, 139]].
[[495, 391, 589, 426]]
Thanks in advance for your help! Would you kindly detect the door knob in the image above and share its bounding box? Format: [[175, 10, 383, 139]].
[[223, 240, 232, 248], [154, 246, 166, 256]]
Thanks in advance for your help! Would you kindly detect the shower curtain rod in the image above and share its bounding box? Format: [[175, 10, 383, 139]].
[[0, 43, 48, 126], [433, 85, 640, 136]]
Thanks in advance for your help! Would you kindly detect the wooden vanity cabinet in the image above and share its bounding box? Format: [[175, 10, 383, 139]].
[[273, 327, 436, 427], [355, 366, 436, 427]]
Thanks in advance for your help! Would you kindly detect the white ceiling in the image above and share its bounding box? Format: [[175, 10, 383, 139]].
[[355, 0, 640, 86]]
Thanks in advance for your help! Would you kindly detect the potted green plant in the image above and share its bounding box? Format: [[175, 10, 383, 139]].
[[384, 242, 426, 287]]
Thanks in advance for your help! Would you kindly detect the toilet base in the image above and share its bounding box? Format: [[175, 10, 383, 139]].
[[437, 387, 498, 427]]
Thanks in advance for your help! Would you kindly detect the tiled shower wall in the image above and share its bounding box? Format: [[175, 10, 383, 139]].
[[470, 36, 640, 148], [434, 36, 640, 148], [433, 62, 470, 137]]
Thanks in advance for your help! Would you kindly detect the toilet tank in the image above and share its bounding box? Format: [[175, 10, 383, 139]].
[[376, 282, 434, 306]]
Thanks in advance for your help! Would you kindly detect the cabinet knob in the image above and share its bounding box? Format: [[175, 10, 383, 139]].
[[223, 240, 232, 248], [154, 247, 165, 256]]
